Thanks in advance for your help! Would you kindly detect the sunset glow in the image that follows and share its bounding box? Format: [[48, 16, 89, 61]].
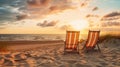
[[70, 20, 89, 30], [0, 0, 120, 34]]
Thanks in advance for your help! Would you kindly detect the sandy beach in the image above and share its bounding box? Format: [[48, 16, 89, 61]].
[[0, 0, 120, 67], [0, 38, 120, 67]]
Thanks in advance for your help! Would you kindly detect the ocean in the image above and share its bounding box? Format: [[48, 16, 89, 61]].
[[0, 34, 87, 41]]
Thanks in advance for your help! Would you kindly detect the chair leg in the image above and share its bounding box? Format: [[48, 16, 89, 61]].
[[82, 47, 87, 53], [77, 47, 80, 54], [82, 44, 86, 50], [97, 44, 101, 52], [64, 48, 66, 55]]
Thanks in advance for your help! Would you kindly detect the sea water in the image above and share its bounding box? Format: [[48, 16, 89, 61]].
[[0, 34, 87, 41]]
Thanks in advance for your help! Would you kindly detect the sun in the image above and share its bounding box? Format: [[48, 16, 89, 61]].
[[69, 19, 89, 30]]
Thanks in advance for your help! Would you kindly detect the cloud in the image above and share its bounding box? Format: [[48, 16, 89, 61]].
[[27, 0, 37, 6], [40, 0, 50, 5], [86, 14, 99, 18], [80, 0, 92, 7], [101, 12, 120, 21], [0, 0, 27, 23], [0, 0, 17, 6], [37, 20, 58, 27], [101, 12, 120, 27], [101, 22, 120, 27], [80, 3, 86, 7], [101, 17, 119, 21], [103, 12, 120, 17], [27, 0, 88, 18], [27, 0, 51, 7], [92, 7, 98, 11], [16, 14, 28, 20], [59, 25, 74, 30], [0, 0, 94, 24], [49, 5, 74, 13]]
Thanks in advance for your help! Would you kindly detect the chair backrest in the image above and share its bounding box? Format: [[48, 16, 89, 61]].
[[65, 31, 80, 49], [86, 30, 100, 47]]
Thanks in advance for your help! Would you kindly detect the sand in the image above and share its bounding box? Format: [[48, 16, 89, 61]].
[[0, 39, 120, 67]]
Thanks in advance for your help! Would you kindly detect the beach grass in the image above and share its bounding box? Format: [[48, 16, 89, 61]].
[[99, 34, 120, 42]]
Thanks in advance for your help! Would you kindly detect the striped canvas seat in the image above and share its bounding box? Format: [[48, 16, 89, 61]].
[[82, 30, 101, 52], [64, 31, 80, 54]]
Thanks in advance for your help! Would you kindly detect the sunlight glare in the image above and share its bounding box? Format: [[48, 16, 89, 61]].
[[70, 19, 89, 30]]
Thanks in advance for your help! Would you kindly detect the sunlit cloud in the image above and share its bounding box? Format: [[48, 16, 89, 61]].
[[37, 20, 58, 27], [101, 12, 120, 27]]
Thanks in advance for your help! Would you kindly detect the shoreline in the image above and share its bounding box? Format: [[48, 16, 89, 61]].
[[0, 40, 64, 45]]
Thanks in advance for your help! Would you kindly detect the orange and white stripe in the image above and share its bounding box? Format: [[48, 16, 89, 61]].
[[65, 31, 80, 49], [86, 31, 100, 47]]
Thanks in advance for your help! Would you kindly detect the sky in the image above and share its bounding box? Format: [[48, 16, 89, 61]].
[[0, 0, 120, 34]]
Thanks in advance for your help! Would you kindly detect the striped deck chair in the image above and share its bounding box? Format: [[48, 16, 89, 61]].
[[64, 31, 80, 54], [82, 30, 101, 52]]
